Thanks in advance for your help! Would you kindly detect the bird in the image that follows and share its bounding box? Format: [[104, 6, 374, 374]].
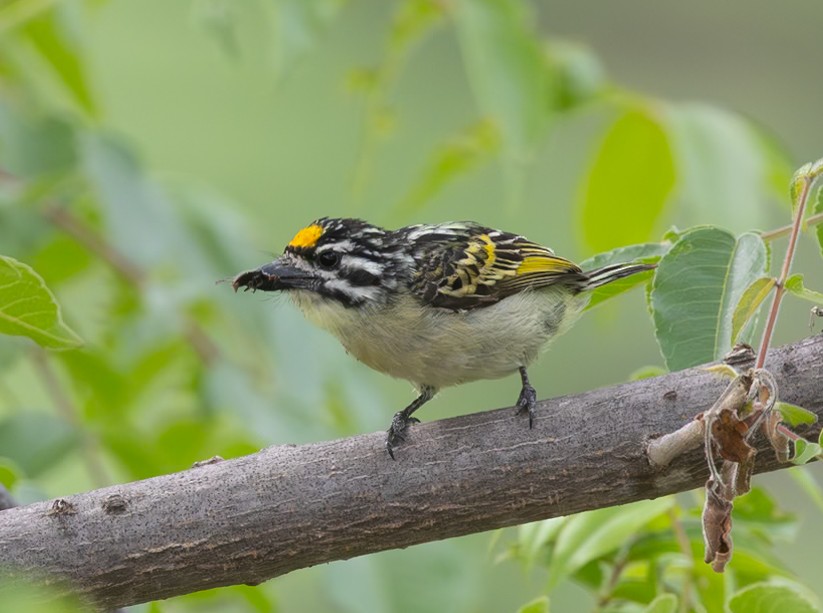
[[232, 217, 655, 458]]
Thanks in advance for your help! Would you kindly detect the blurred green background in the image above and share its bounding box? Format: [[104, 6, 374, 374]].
[[1, 0, 822, 611]]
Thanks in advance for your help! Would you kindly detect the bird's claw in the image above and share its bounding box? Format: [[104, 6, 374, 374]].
[[515, 383, 537, 429], [386, 413, 419, 460]]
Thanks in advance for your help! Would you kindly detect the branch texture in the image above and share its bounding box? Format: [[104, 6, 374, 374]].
[[1, 336, 822, 609]]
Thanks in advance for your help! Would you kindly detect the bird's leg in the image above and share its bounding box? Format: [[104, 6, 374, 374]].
[[386, 386, 435, 460], [515, 366, 537, 429]]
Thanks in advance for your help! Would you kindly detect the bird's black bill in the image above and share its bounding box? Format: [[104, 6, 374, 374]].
[[232, 261, 315, 292]]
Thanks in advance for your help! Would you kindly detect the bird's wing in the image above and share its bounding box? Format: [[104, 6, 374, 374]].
[[407, 223, 586, 311]]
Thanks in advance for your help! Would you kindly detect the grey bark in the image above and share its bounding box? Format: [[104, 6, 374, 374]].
[[0, 335, 821, 610]]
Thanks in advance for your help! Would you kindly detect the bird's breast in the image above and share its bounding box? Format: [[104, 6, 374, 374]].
[[290, 288, 586, 389]]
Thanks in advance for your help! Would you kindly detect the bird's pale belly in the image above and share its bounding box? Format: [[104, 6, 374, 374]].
[[292, 288, 586, 390]]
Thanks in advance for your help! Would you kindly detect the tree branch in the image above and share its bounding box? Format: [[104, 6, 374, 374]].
[[1, 336, 821, 610]]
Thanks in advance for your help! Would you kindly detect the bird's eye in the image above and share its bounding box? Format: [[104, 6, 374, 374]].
[[317, 251, 340, 269]]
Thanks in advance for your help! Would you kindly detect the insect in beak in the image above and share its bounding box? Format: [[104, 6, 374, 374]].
[[232, 259, 316, 292]]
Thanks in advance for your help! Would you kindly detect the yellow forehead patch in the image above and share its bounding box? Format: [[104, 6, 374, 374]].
[[288, 224, 324, 249]]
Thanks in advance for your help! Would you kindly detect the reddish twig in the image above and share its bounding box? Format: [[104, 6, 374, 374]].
[[755, 173, 816, 369]]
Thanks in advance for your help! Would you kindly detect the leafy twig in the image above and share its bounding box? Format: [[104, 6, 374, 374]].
[[755, 163, 822, 369], [648, 159, 823, 574]]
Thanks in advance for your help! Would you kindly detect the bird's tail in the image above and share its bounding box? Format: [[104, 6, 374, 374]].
[[582, 262, 656, 290]]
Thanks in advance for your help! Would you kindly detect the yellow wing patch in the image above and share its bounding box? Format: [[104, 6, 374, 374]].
[[439, 234, 515, 298], [517, 254, 579, 275], [288, 224, 324, 250], [416, 229, 585, 309]]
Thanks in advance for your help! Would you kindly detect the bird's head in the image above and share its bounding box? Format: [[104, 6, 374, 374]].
[[233, 218, 410, 308]]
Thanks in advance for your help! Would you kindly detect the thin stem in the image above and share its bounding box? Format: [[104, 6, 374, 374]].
[[595, 543, 632, 611], [43, 205, 220, 365], [761, 210, 823, 242], [776, 423, 803, 442], [30, 349, 112, 487], [755, 177, 814, 369], [667, 507, 693, 613], [44, 205, 146, 286]]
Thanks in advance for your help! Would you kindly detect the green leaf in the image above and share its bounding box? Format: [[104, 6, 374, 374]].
[[81, 134, 194, 270], [731, 276, 775, 344], [547, 497, 674, 589], [790, 164, 812, 208], [629, 365, 668, 380], [516, 516, 566, 567], [395, 119, 501, 216], [733, 487, 798, 544], [776, 402, 818, 428], [0, 413, 79, 477], [169, 182, 264, 275], [789, 467, 823, 514], [792, 159, 823, 209], [0, 256, 82, 350], [754, 126, 796, 207], [191, 0, 241, 58], [57, 348, 131, 417], [454, 0, 551, 199], [30, 233, 93, 286], [0, 457, 23, 489], [791, 438, 823, 466], [388, 0, 446, 52], [643, 593, 678, 613], [784, 274, 823, 305], [269, 0, 347, 79], [0, 580, 87, 613], [517, 596, 550, 613], [703, 363, 740, 379], [579, 106, 676, 251], [665, 104, 789, 230], [579, 242, 672, 271], [544, 40, 607, 111], [649, 227, 769, 370], [610, 577, 660, 607], [0, 101, 77, 178], [19, 7, 97, 116], [580, 241, 670, 310], [455, 0, 549, 152], [728, 581, 820, 613]]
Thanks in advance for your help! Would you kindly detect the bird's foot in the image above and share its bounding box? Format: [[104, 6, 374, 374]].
[[386, 412, 420, 460], [515, 383, 537, 429]]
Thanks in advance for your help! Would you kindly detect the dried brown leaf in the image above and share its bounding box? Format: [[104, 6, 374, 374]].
[[702, 476, 734, 572], [732, 453, 754, 495], [711, 410, 755, 465], [763, 410, 791, 463]]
